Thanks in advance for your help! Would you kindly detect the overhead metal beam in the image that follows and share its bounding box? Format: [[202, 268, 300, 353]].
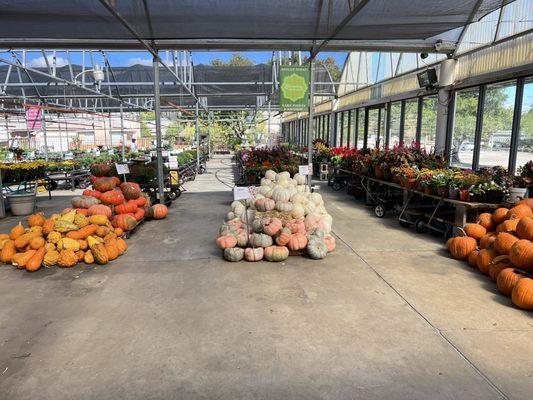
[[310, 0, 372, 58], [453, 0, 485, 57], [0, 56, 148, 111], [0, 39, 453, 53], [96, 0, 208, 112]]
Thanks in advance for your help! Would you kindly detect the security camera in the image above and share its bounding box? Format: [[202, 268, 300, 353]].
[[435, 40, 456, 53]]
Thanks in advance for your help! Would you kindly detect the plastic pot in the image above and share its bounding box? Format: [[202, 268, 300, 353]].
[[6, 191, 36, 215]]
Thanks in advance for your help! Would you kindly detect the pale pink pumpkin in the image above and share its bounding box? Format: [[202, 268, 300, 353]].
[[287, 233, 308, 251], [323, 235, 336, 252], [263, 217, 282, 236], [216, 235, 237, 250]]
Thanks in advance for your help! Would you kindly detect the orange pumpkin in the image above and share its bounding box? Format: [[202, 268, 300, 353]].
[[216, 235, 237, 250], [479, 232, 497, 249], [87, 204, 113, 218], [492, 208, 509, 224], [323, 235, 336, 252], [82, 189, 102, 199], [287, 233, 308, 251], [119, 182, 142, 200], [448, 236, 477, 260], [511, 278, 533, 310], [93, 177, 117, 192], [516, 217, 533, 241], [112, 214, 138, 231], [477, 213, 495, 231], [133, 196, 147, 208], [477, 248, 498, 275], [151, 204, 168, 220], [507, 204, 533, 220], [464, 223, 486, 241], [275, 228, 292, 246], [100, 190, 125, 206], [509, 240, 533, 271], [496, 219, 519, 234], [489, 256, 512, 282], [493, 232, 519, 255], [517, 198, 533, 208], [133, 208, 145, 221], [115, 201, 138, 215], [28, 213, 46, 227], [468, 249, 480, 268], [497, 268, 528, 296], [263, 217, 282, 236]]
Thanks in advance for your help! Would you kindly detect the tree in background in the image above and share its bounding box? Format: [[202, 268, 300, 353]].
[[210, 53, 254, 67], [140, 121, 152, 138]]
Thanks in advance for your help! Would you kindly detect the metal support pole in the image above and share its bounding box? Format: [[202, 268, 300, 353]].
[[41, 106, 49, 161], [153, 55, 165, 202], [0, 169, 5, 219], [268, 101, 272, 148], [120, 103, 125, 161], [307, 58, 315, 190], [195, 101, 200, 170], [207, 113, 211, 158]]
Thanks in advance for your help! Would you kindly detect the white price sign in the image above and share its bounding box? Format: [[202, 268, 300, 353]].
[[115, 163, 130, 175], [168, 156, 178, 169], [162, 151, 169, 157], [234, 186, 252, 201], [299, 164, 311, 176]]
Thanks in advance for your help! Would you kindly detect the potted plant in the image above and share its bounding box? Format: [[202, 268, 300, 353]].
[[457, 173, 478, 202], [429, 171, 450, 197], [468, 184, 486, 203], [417, 168, 436, 195], [517, 161, 533, 198], [479, 181, 506, 204], [510, 162, 532, 202], [5, 187, 36, 215]]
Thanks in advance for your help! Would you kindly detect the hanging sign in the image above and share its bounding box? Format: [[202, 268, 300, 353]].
[[299, 164, 311, 176], [279, 66, 309, 112], [26, 107, 42, 130], [168, 155, 178, 169], [115, 163, 130, 175]]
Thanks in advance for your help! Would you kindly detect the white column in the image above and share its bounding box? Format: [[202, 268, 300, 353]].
[[435, 58, 456, 154]]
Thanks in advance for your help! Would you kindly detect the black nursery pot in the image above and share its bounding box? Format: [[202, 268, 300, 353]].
[[486, 190, 504, 204]]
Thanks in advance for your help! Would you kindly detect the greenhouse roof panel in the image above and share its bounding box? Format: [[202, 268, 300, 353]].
[[0, 0, 515, 51]]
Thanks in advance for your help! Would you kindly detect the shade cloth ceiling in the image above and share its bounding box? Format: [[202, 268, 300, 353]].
[[0, 63, 335, 110], [0, 0, 514, 51]]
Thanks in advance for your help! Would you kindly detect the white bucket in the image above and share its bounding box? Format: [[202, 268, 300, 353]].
[[508, 187, 528, 203], [6, 191, 36, 216]]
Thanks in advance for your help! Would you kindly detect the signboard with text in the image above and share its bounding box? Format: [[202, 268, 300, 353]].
[[279, 66, 309, 112]]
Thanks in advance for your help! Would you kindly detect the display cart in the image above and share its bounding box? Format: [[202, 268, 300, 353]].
[[44, 168, 91, 198], [339, 169, 502, 240]]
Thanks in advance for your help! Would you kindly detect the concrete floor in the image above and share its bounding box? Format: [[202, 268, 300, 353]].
[[0, 155, 531, 400]]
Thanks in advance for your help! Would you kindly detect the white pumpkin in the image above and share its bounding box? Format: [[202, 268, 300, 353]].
[[240, 209, 256, 223], [303, 201, 316, 215], [275, 201, 293, 212], [291, 204, 305, 219], [291, 193, 307, 204], [276, 171, 291, 181], [296, 185, 309, 193], [276, 177, 290, 188], [233, 202, 246, 216], [316, 204, 328, 214], [310, 192, 323, 206], [230, 201, 242, 212], [226, 211, 236, 221], [258, 186, 273, 198], [293, 173, 306, 185], [260, 178, 273, 187], [265, 170, 277, 180], [271, 187, 291, 203]]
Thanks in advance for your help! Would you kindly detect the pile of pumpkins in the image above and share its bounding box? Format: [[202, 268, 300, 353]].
[[73, 174, 168, 232], [217, 169, 336, 262], [0, 210, 128, 272], [447, 199, 533, 310]]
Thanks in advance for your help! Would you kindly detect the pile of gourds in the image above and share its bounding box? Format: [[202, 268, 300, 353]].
[[217, 169, 336, 262], [447, 199, 533, 310], [0, 210, 128, 272], [71, 177, 168, 232]]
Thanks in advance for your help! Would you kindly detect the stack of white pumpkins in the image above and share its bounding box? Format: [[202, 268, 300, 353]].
[[217, 169, 336, 263]]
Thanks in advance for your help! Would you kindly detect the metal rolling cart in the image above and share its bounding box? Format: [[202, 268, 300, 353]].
[[340, 169, 404, 218], [339, 169, 502, 240]]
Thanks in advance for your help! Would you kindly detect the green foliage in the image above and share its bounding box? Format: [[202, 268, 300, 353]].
[[140, 111, 155, 121], [210, 53, 254, 67], [140, 121, 152, 138]]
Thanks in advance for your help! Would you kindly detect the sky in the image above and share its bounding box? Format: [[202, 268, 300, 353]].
[[0, 50, 347, 69]]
